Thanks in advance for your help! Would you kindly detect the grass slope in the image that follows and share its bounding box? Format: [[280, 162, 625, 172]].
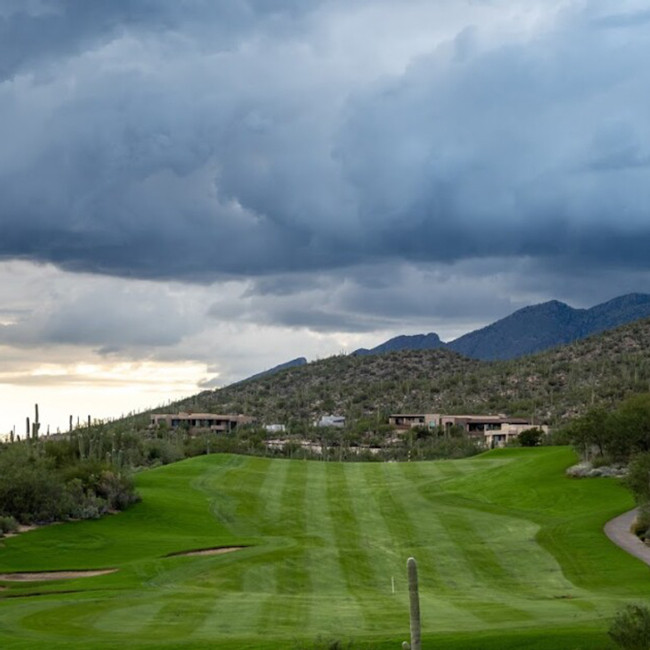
[[0, 448, 646, 649]]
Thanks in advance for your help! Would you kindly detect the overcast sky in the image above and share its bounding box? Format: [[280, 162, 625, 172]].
[[2, 0, 650, 435]]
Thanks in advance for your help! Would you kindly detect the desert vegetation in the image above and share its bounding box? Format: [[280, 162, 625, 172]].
[[563, 394, 650, 463], [0, 433, 138, 534], [561, 393, 650, 543], [166, 317, 650, 428]]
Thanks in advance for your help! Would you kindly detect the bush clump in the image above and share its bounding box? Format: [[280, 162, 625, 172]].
[[0, 441, 139, 528], [609, 603, 650, 650], [0, 515, 18, 536]]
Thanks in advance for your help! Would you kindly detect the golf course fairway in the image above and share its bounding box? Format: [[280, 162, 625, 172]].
[[0, 447, 647, 649]]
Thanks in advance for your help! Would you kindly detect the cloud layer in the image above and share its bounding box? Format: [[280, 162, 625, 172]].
[[2, 0, 649, 282]]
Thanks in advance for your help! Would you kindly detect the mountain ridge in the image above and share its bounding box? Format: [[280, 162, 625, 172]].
[[174, 315, 650, 426], [350, 293, 650, 361]]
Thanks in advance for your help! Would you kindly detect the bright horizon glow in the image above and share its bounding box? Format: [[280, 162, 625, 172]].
[[0, 360, 212, 438], [0, 323, 475, 439]]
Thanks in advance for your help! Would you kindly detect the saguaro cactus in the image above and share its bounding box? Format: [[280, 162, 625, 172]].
[[402, 556, 421, 650], [31, 403, 40, 439]]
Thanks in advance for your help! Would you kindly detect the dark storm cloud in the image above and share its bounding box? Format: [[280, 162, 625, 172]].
[[335, 13, 650, 269], [206, 262, 525, 334], [0, 1, 318, 81], [1, 1, 650, 284]]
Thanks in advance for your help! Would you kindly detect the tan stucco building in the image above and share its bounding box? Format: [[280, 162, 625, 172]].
[[388, 412, 547, 447], [150, 412, 253, 433]]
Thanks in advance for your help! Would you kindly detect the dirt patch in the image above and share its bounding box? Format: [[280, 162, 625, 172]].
[[166, 546, 246, 558], [3, 524, 39, 539], [0, 569, 117, 582]]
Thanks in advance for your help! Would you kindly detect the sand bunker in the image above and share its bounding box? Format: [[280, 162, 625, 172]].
[[167, 546, 246, 558], [0, 569, 117, 582]]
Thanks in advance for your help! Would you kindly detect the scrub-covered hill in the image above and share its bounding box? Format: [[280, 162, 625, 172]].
[[172, 317, 650, 425]]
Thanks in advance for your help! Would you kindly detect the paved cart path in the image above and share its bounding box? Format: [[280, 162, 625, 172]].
[[604, 508, 650, 566]]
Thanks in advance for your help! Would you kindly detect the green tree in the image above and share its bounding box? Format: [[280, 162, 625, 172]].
[[517, 427, 544, 447], [565, 407, 611, 459], [609, 394, 650, 460], [626, 452, 650, 504]]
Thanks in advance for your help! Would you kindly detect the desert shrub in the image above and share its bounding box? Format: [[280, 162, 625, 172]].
[[518, 428, 544, 447], [61, 459, 109, 487], [64, 479, 107, 519], [631, 507, 650, 541], [0, 515, 18, 536], [95, 471, 139, 510], [145, 438, 184, 465], [626, 452, 650, 504], [411, 425, 433, 440], [43, 438, 79, 467], [611, 395, 650, 458], [609, 603, 650, 650], [543, 426, 571, 445], [0, 465, 68, 524], [591, 455, 613, 468]]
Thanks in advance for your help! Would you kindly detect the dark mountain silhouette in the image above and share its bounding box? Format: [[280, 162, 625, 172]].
[[448, 293, 650, 360], [353, 332, 445, 356], [351, 293, 650, 361]]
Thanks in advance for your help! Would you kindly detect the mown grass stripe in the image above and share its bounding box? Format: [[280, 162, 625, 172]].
[[342, 463, 406, 633], [299, 460, 370, 637], [303, 461, 348, 595], [193, 462, 293, 637], [395, 462, 491, 590], [325, 463, 408, 630], [344, 463, 402, 578], [365, 464, 441, 586], [214, 456, 273, 537], [143, 592, 218, 640], [142, 552, 259, 638], [385, 462, 496, 624], [257, 459, 311, 632], [326, 464, 375, 582], [396, 460, 581, 627], [428, 457, 470, 480], [375, 463, 463, 593], [374, 462, 493, 630], [188, 548, 282, 638], [403, 462, 517, 588], [257, 457, 290, 532]]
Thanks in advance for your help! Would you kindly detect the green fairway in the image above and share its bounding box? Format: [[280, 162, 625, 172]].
[[0, 447, 647, 648]]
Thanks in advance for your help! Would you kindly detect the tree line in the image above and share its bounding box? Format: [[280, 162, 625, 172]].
[[563, 393, 650, 541]]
